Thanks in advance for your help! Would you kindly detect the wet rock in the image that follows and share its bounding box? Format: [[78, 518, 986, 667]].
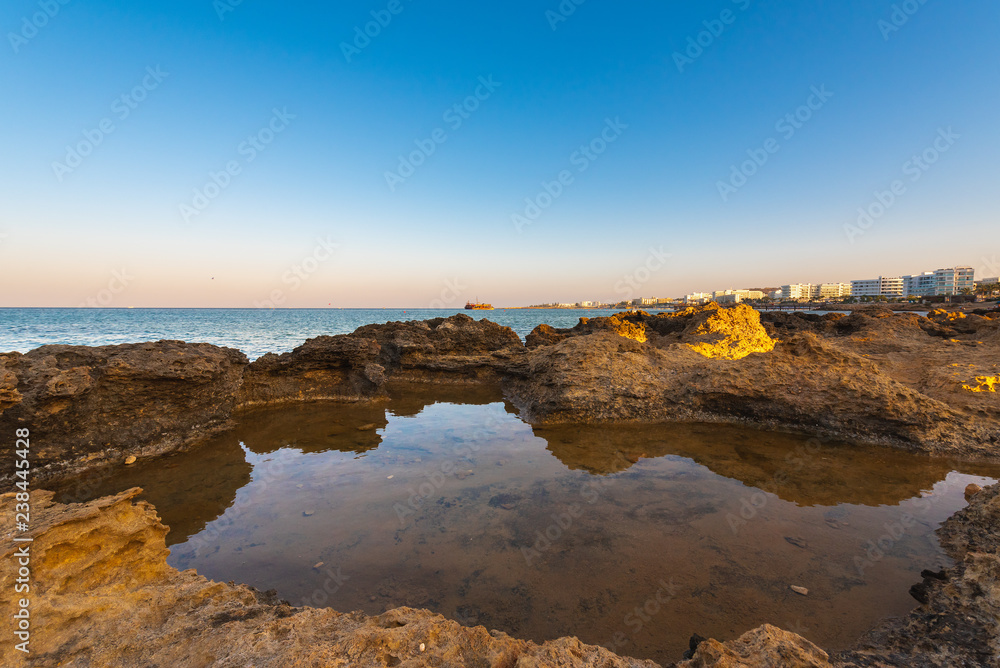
[[790, 585, 809, 596], [965, 483, 983, 501], [785, 536, 808, 549], [124, 455, 137, 465], [0, 341, 247, 483], [237, 335, 387, 409]]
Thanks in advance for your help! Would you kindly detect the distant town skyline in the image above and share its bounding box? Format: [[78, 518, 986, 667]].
[[2, 1, 998, 308]]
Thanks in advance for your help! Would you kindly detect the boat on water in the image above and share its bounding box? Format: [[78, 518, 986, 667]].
[[465, 300, 494, 310]]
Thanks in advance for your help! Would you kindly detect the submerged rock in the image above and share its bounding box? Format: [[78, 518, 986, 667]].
[[0, 489, 657, 668]]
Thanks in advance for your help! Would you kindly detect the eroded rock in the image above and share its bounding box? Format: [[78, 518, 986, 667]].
[[0, 342, 247, 481]]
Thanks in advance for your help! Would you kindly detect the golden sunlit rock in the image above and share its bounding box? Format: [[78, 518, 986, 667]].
[[963, 376, 999, 393], [682, 303, 777, 360]]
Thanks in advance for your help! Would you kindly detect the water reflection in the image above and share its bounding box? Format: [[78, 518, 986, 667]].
[[49, 385, 1000, 664]]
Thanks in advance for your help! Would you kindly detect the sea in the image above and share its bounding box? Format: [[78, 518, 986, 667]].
[[0, 308, 623, 361]]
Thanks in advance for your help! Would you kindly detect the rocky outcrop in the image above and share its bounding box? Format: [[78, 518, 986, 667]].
[[678, 624, 831, 667], [511, 305, 1000, 458], [0, 489, 656, 668], [236, 314, 526, 409], [3, 306, 999, 482], [237, 335, 387, 408], [0, 342, 247, 481], [354, 314, 527, 383], [0, 316, 526, 483]]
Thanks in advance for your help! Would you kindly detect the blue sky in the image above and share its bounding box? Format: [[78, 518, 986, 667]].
[[1, 0, 997, 307]]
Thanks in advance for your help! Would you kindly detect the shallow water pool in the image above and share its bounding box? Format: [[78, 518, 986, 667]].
[[54, 384, 1000, 664]]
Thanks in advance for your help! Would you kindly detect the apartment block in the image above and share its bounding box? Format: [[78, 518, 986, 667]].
[[851, 277, 904, 297]]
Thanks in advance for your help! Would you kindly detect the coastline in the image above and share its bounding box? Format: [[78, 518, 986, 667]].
[[1, 303, 998, 666]]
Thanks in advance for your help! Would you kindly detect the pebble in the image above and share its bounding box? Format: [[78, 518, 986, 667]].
[[303, 510, 315, 517], [124, 455, 137, 465], [357, 423, 377, 431], [313, 562, 324, 569], [965, 483, 983, 501], [387, 475, 394, 479], [790, 585, 809, 596], [419, 643, 426, 652]]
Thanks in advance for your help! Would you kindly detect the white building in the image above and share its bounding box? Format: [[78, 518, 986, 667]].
[[897, 267, 975, 297], [685, 292, 713, 304], [851, 277, 904, 298], [781, 284, 814, 300], [903, 272, 936, 297], [815, 283, 852, 299]]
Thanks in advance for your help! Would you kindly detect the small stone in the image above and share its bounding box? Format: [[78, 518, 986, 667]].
[[357, 423, 377, 431], [785, 536, 808, 549], [370, 595, 376, 602], [419, 643, 426, 652], [387, 475, 394, 479], [313, 562, 324, 569], [790, 585, 809, 596], [965, 483, 983, 501], [303, 510, 315, 517], [296, 484, 304, 488], [124, 456, 137, 465]]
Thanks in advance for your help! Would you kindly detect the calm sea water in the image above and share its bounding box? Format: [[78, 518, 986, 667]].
[[0, 308, 622, 361]]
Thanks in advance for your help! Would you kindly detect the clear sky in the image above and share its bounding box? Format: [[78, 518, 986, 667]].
[[1, 0, 997, 307]]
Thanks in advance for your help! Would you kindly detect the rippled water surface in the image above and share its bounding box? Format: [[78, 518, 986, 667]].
[[53, 386, 1000, 664], [0, 307, 621, 360]]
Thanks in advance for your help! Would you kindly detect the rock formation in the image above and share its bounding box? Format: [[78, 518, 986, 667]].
[[0, 342, 247, 480], [510, 305, 1000, 458]]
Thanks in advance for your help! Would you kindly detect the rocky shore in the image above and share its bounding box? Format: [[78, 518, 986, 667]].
[[1, 304, 997, 666], [2, 477, 996, 666]]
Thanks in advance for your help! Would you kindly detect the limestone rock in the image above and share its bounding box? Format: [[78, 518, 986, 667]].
[[676, 624, 831, 667], [0, 342, 247, 482]]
